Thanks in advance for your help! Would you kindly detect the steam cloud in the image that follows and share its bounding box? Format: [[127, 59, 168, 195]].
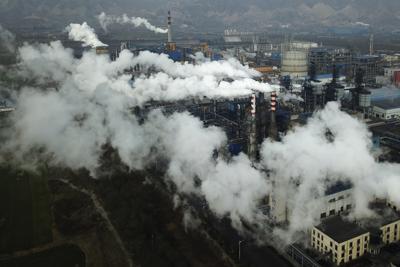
[[1, 37, 271, 226], [261, 102, 400, 243], [2, 24, 400, 248], [65, 22, 107, 47], [0, 24, 16, 53], [98, 12, 168, 34]]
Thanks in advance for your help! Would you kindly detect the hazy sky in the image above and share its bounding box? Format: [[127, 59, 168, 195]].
[[1, 0, 399, 32]]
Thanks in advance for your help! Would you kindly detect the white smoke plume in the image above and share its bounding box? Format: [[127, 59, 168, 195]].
[[261, 102, 400, 244], [65, 22, 107, 47], [0, 24, 16, 53], [98, 12, 168, 34], [4, 36, 400, 249], [1, 40, 270, 227]]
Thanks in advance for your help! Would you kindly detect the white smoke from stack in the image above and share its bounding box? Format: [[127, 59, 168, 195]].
[[1, 40, 271, 227], [0, 24, 16, 53], [132, 50, 260, 79], [65, 22, 107, 47], [16, 41, 272, 106], [9, 35, 400, 248], [98, 12, 168, 34], [260, 102, 400, 244]]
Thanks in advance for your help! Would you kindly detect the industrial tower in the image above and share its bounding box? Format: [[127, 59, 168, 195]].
[[166, 10, 176, 51]]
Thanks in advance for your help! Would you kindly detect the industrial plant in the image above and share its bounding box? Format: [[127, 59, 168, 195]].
[[2, 3, 400, 267]]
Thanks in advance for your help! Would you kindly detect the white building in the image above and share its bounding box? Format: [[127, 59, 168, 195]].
[[372, 100, 400, 120], [269, 182, 354, 223]]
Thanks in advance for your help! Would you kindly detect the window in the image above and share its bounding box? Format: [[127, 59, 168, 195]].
[[342, 245, 345, 250], [357, 252, 360, 257], [338, 196, 344, 200], [329, 209, 335, 216], [346, 204, 352, 210], [329, 198, 336, 203], [335, 244, 338, 250], [321, 212, 326, 219], [395, 224, 398, 230], [349, 241, 353, 247], [357, 239, 360, 244], [365, 236, 368, 241], [330, 241, 333, 247]]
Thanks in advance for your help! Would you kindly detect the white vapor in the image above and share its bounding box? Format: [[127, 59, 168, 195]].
[[261, 102, 400, 244], [5, 35, 400, 249], [0, 24, 16, 53], [1, 40, 270, 228], [65, 22, 107, 47], [98, 12, 168, 34]]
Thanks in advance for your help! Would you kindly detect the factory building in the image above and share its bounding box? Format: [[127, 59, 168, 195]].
[[270, 182, 355, 224], [311, 201, 400, 266], [308, 47, 352, 76], [353, 55, 383, 85], [372, 100, 400, 120], [320, 182, 353, 219], [312, 216, 369, 265]]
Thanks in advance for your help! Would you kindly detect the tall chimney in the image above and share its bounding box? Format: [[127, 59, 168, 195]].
[[369, 33, 374, 56], [168, 10, 172, 43], [268, 91, 278, 140], [248, 94, 257, 161]]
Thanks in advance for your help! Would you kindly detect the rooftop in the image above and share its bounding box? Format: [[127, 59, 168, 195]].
[[373, 98, 400, 110], [316, 216, 368, 243], [368, 202, 400, 226], [325, 181, 352, 196]]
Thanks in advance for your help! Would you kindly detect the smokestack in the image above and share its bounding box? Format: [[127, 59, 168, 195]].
[[168, 10, 172, 43], [268, 91, 278, 140], [248, 94, 257, 161], [369, 33, 374, 56]]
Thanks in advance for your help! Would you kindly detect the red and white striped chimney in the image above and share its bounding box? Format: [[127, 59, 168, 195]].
[[250, 93, 256, 118], [270, 91, 277, 112]]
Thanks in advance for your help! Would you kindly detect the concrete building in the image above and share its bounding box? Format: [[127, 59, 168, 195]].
[[311, 201, 400, 266], [353, 55, 382, 84], [312, 216, 369, 265], [320, 182, 353, 219], [372, 98, 400, 120], [309, 47, 352, 76]]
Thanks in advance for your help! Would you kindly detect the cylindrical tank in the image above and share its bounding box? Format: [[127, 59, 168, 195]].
[[359, 90, 371, 108], [281, 50, 308, 78]]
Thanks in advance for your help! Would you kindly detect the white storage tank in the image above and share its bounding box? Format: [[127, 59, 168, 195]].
[[359, 89, 372, 108], [281, 50, 308, 78]]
